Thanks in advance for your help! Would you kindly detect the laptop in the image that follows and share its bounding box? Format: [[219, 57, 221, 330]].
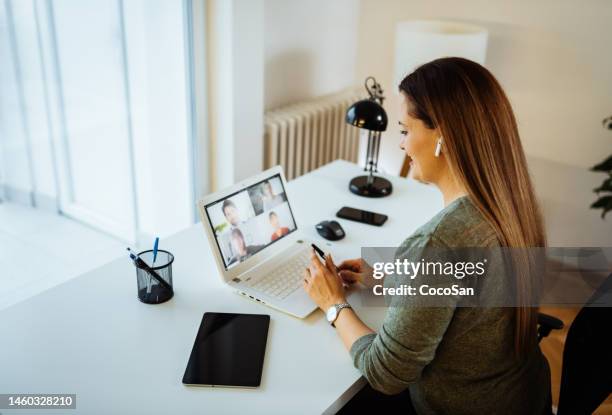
[[198, 165, 318, 318]]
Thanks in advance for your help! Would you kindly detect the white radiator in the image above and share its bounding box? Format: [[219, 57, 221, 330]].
[[264, 88, 363, 180]]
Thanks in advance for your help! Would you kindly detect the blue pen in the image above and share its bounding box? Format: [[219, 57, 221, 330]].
[[152, 237, 159, 265]]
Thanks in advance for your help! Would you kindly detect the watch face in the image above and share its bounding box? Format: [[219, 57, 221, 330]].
[[326, 306, 337, 323]]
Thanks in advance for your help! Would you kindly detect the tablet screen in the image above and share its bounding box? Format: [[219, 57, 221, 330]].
[[182, 312, 270, 387]]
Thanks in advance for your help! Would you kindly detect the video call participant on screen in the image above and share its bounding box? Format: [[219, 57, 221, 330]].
[[229, 228, 265, 265], [222, 199, 255, 262], [222, 199, 242, 227], [262, 181, 283, 211], [269, 211, 289, 242]]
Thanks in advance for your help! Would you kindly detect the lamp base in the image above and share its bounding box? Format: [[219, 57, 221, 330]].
[[349, 175, 393, 198]]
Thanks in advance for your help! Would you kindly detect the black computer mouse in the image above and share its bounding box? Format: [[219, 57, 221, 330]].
[[315, 220, 345, 241]]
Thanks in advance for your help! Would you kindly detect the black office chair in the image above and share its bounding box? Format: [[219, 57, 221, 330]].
[[538, 272, 612, 414], [537, 313, 564, 342]]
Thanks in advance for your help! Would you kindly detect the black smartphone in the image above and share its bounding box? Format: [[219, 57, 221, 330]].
[[336, 206, 388, 226]]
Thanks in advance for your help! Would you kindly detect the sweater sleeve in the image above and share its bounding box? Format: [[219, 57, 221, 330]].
[[349, 303, 456, 394], [349, 234, 459, 395]]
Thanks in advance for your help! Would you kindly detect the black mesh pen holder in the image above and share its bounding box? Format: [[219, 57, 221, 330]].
[[134, 250, 174, 304]]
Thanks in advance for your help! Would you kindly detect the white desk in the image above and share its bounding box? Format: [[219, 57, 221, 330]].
[[0, 160, 442, 415]]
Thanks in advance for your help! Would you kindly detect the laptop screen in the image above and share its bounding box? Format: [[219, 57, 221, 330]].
[[204, 174, 298, 270]]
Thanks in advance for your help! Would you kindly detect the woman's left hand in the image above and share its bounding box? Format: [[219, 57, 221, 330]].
[[303, 249, 346, 311]]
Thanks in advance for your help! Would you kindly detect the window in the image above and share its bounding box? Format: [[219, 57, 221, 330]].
[[0, 0, 206, 242]]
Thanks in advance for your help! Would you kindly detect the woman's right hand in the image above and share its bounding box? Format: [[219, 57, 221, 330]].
[[337, 258, 375, 288]]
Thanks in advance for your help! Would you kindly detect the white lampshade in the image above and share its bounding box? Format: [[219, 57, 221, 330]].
[[393, 20, 488, 86]]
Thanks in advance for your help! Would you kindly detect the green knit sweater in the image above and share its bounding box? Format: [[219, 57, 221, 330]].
[[350, 196, 550, 414]]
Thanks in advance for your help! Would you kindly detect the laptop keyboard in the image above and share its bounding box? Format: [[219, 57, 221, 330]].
[[245, 252, 310, 299]]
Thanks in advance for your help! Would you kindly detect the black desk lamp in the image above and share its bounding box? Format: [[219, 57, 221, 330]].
[[345, 77, 392, 197]]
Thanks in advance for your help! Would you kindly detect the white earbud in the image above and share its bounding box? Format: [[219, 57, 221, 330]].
[[434, 137, 443, 157]]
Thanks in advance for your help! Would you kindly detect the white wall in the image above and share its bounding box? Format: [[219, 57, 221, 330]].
[[205, 0, 361, 192], [264, 0, 361, 110], [355, 0, 612, 174], [207, 0, 264, 190]]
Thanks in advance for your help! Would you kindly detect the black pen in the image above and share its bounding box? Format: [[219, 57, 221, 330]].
[[127, 248, 173, 292], [311, 244, 349, 289], [311, 243, 326, 260], [311, 243, 339, 271]]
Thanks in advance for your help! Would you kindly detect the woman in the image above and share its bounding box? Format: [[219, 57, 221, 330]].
[[303, 57, 551, 414], [229, 228, 265, 265]]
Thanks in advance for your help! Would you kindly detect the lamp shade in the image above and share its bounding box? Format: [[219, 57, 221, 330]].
[[393, 20, 488, 86], [345, 99, 388, 132]]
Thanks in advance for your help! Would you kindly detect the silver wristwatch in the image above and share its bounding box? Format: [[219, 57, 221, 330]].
[[326, 303, 351, 327]]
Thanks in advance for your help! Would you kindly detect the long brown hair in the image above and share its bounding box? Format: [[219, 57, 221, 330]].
[[399, 57, 546, 357]]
